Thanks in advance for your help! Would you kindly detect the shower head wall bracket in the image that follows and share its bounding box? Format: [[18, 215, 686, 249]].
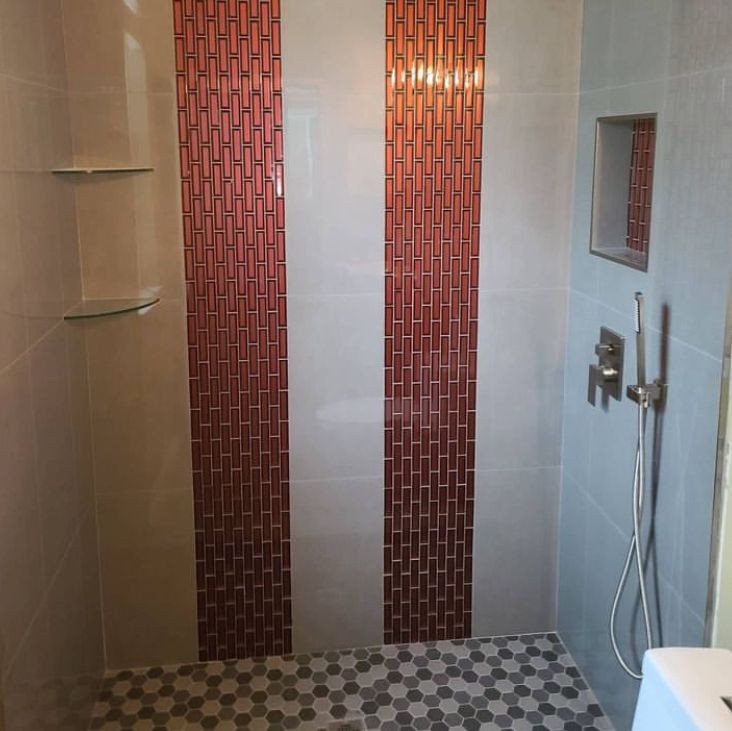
[[627, 380, 665, 408]]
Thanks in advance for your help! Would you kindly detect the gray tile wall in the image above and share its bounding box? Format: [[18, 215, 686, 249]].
[[282, 0, 385, 653], [558, 2, 732, 729], [472, 0, 583, 636]]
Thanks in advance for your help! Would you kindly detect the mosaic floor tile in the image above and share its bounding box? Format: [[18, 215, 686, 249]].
[[88, 633, 614, 730]]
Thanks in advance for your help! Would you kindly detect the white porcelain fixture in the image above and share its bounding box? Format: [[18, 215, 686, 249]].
[[633, 648, 732, 730]]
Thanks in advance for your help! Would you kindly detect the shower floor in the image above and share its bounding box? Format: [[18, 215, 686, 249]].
[[89, 632, 613, 731]]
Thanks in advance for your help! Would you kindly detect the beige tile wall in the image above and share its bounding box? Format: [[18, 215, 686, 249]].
[[0, 0, 104, 728], [60, 0, 198, 669]]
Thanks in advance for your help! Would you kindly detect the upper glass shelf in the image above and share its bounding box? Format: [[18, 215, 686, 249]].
[[64, 297, 160, 321], [52, 166, 154, 175]]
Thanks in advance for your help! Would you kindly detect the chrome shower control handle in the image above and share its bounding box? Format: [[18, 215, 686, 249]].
[[588, 327, 625, 406], [588, 363, 619, 406]]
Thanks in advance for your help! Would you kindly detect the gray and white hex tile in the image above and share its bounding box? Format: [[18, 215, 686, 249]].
[[89, 633, 613, 730]]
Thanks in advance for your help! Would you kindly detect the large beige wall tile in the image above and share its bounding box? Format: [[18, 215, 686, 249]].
[[0, 599, 55, 731], [16, 173, 66, 342], [79, 514, 105, 677], [0, 0, 46, 84], [75, 174, 143, 298], [37, 0, 69, 91], [28, 326, 85, 579], [60, 0, 192, 673], [46, 515, 104, 726], [0, 0, 102, 726], [1, 514, 103, 731], [68, 91, 155, 167], [7, 81, 71, 172], [65, 325, 95, 509], [73, 94, 185, 299], [85, 300, 193, 496], [97, 489, 197, 669], [0, 357, 45, 673], [8, 79, 77, 340], [0, 171, 27, 371], [0, 78, 29, 372], [62, 0, 175, 94]]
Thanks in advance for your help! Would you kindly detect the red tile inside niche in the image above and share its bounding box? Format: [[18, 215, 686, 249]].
[[626, 117, 656, 254], [384, 0, 487, 645], [173, 0, 292, 661]]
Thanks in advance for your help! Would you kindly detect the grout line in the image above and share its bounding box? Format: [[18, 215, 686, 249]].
[[81, 313, 110, 673], [0, 505, 95, 684], [579, 62, 732, 95], [0, 69, 67, 94], [569, 287, 725, 363], [554, 630, 617, 727], [473, 465, 561, 474]]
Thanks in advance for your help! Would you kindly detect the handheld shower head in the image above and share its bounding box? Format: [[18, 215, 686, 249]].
[[634, 292, 646, 386]]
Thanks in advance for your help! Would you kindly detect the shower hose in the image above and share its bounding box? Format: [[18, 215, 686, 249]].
[[609, 397, 653, 680]]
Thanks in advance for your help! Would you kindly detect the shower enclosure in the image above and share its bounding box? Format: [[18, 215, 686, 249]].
[[0, 2, 731, 731]]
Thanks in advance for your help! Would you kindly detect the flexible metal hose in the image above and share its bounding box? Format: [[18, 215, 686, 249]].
[[609, 401, 653, 679]]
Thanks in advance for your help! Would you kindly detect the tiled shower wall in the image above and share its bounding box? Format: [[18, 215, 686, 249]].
[[61, 0, 198, 669], [0, 1, 584, 697], [285, 0, 581, 651], [558, 2, 732, 729], [172, 0, 581, 657], [173, 0, 293, 661], [384, 0, 486, 644], [471, 0, 581, 637], [282, 0, 385, 654], [0, 0, 104, 728]]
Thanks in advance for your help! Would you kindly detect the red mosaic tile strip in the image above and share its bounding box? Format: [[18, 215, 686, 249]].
[[173, 0, 292, 661], [384, 0, 486, 644], [626, 118, 656, 254]]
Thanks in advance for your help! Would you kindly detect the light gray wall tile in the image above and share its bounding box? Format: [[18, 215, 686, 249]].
[[472, 468, 560, 637], [475, 289, 567, 471], [288, 293, 384, 481], [579, 0, 671, 91], [667, 0, 732, 76], [559, 5, 732, 730], [281, 1, 386, 652], [557, 475, 587, 650], [291, 477, 383, 653], [485, 0, 582, 94], [479, 92, 577, 292], [650, 69, 732, 358]]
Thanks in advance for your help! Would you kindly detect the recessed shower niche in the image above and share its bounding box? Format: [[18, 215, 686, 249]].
[[590, 114, 657, 271]]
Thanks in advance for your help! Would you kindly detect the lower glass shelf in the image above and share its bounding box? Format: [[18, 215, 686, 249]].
[[64, 297, 160, 321], [52, 166, 154, 175]]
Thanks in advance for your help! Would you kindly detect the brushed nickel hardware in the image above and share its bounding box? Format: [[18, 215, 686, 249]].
[[610, 293, 666, 680], [588, 327, 625, 406], [626, 294, 665, 409], [627, 380, 665, 407]]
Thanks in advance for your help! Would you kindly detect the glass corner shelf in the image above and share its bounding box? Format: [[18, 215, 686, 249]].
[[64, 296, 160, 321], [52, 166, 154, 175]]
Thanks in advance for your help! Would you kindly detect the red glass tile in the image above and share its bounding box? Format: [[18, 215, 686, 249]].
[[173, 0, 292, 661], [384, 0, 486, 644], [626, 118, 655, 254]]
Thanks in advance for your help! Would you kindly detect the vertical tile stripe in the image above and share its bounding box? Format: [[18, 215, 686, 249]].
[[626, 118, 656, 253], [384, 0, 486, 644], [173, 0, 292, 660]]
